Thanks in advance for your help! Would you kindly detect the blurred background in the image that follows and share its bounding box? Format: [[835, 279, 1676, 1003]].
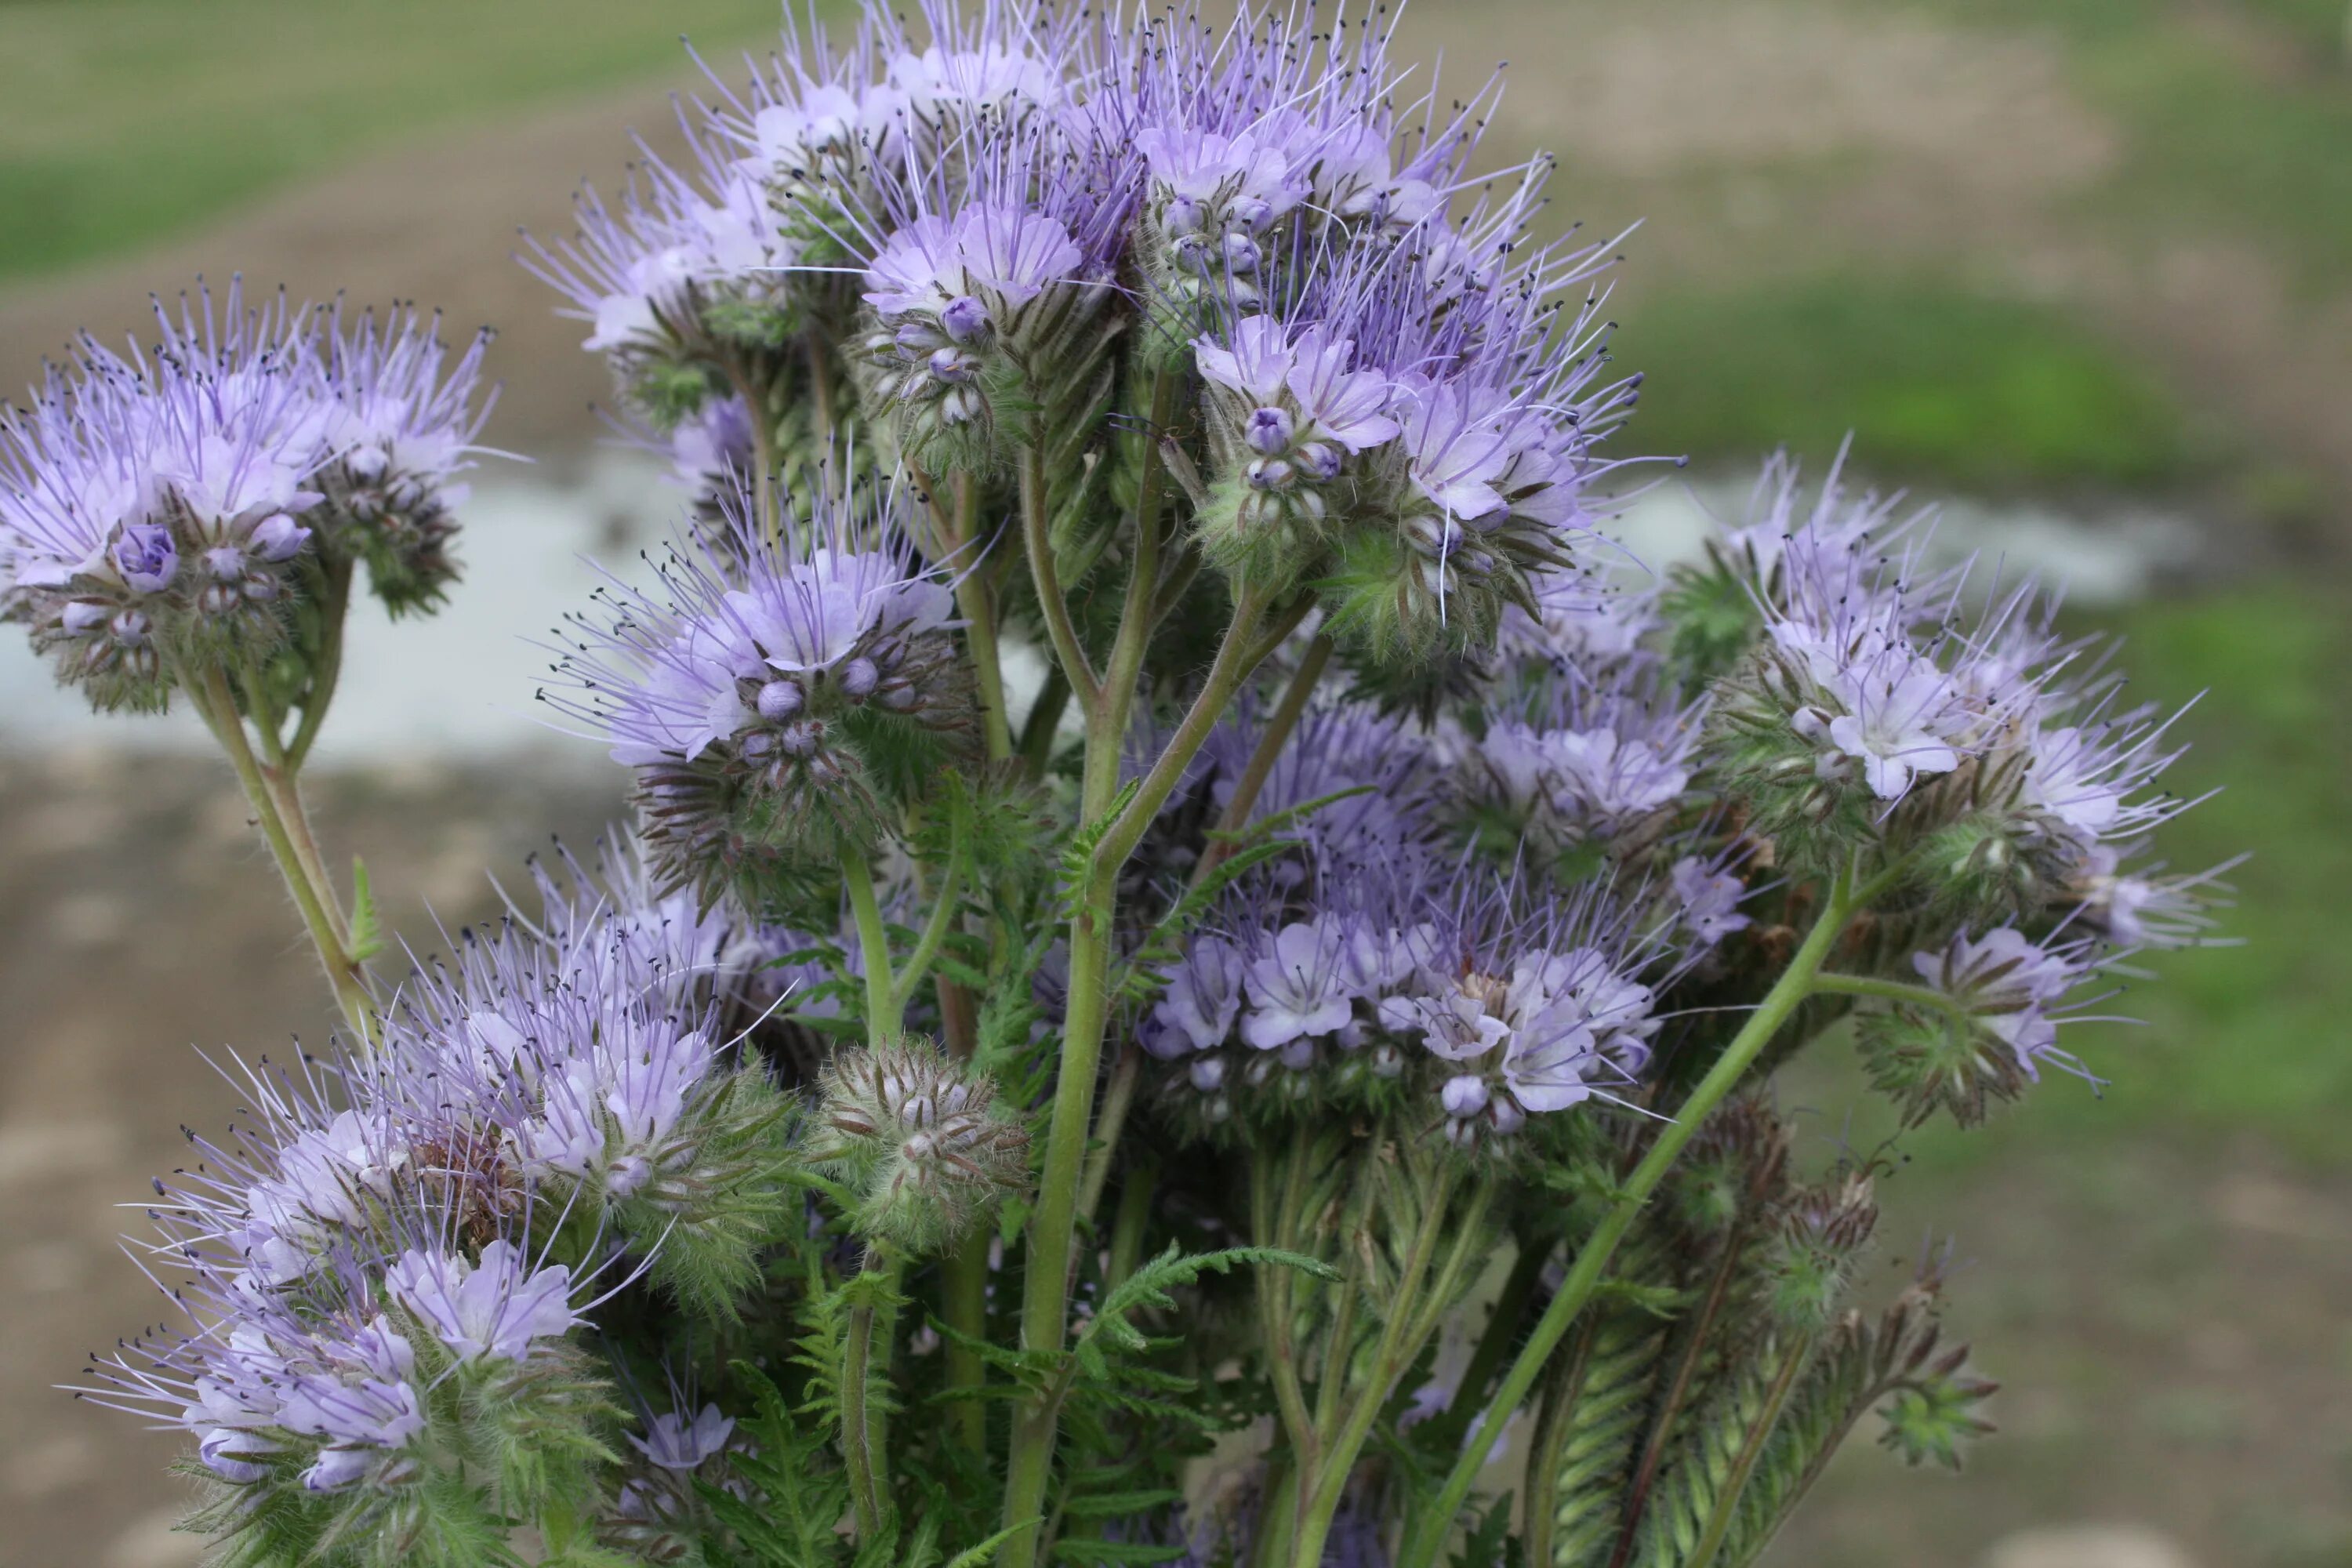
[[2, 2, 2347, 1565]]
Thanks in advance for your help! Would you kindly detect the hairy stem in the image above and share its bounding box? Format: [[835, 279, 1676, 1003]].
[[890, 800, 968, 1022], [1105, 1153, 1156, 1297], [1810, 971, 1969, 1018], [1400, 869, 1864, 1568], [842, 850, 898, 1040], [1094, 588, 1298, 881], [1018, 445, 1101, 706], [184, 666, 373, 1041], [840, 1249, 898, 1541], [933, 955, 992, 1458], [1192, 632, 1332, 889], [1075, 1044, 1142, 1225], [1293, 1173, 1486, 1568], [284, 550, 350, 772], [1682, 1338, 1812, 1568]]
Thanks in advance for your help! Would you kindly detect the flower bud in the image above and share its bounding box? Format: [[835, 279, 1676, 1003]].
[[112, 523, 179, 593]]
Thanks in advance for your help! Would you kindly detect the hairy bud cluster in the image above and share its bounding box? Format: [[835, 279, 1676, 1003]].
[[815, 1036, 1030, 1253]]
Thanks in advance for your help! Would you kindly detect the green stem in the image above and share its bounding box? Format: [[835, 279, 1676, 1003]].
[[1105, 1154, 1156, 1297], [1684, 1339, 1813, 1568], [841, 1249, 898, 1541], [842, 850, 898, 1040], [935, 955, 992, 1458], [1018, 665, 1072, 778], [1417, 1235, 1553, 1457], [1093, 590, 1301, 881], [724, 358, 779, 546], [1094, 369, 1178, 736], [238, 656, 351, 950], [1074, 1044, 1141, 1225], [1018, 445, 1101, 706], [1000, 860, 1113, 1563], [284, 551, 350, 771], [1521, 1302, 1602, 1568], [889, 800, 968, 1023], [1192, 632, 1332, 889], [805, 330, 837, 452], [1254, 1128, 1323, 1496], [1294, 1174, 1486, 1568], [1810, 971, 1969, 1018], [1399, 869, 1865, 1568], [184, 665, 373, 1042]]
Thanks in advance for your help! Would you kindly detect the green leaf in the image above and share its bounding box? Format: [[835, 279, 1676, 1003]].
[[946, 1520, 1043, 1568], [347, 855, 384, 962]]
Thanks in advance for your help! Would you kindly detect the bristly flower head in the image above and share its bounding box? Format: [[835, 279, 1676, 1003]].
[[1857, 926, 2106, 1127], [2, 280, 323, 710], [1149, 842, 1676, 1154], [550, 473, 972, 908], [307, 303, 496, 615]]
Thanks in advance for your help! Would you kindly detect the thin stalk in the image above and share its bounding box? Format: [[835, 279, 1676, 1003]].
[[1093, 589, 1294, 881], [1253, 1130, 1322, 1496], [1606, 1210, 1761, 1568], [935, 957, 991, 1457], [724, 359, 779, 546], [1104, 1154, 1156, 1296], [184, 666, 372, 1040], [1810, 971, 1970, 1018], [1417, 1236, 1552, 1457], [238, 655, 351, 949], [1398, 869, 1865, 1568], [1074, 1044, 1142, 1225], [284, 551, 350, 771], [999, 863, 1113, 1564], [1521, 1305, 1604, 1568], [805, 330, 836, 452], [840, 1248, 898, 1541], [913, 462, 1013, 763], [888, 806, 967, 1023], [1018, 445, 1100, 706], [1094, 369, 1178, 737], [1682, 1340, 1813, 1568], [1192, 632, 1332, 889], [1293, 1174, 1485, 1568], [841, 851, 898, 1040], [1018, 665, 1072, 777]]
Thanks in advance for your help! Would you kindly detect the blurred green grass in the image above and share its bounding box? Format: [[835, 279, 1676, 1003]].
[[1891, 0, 2352, 288], [1624, 279, 2204, 492], [0, 0, 779, 283]]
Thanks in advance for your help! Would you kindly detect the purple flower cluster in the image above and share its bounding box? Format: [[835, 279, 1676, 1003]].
[[80, 830, 793, 1515], [1708, 462, 2215, 906], [0, 281, 492, 709], [1146, 862, 1671, 1148], [550, 477, 971, 899]]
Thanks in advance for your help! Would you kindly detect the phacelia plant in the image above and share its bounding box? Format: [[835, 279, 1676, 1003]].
[[13, 5, 2235, 1567]]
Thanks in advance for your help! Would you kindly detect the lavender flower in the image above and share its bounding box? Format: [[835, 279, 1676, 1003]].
[[1858, 926, 2104, 1127], [384, 1240, 581, 1363], [1193, 317, 1402, 568], [307, 303, 495, 614], [550, 479, 969, 903], [2, 281, 324, 707]]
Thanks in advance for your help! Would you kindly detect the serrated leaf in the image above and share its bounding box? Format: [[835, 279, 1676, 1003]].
[[946, 1520, 1043, 1568]]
